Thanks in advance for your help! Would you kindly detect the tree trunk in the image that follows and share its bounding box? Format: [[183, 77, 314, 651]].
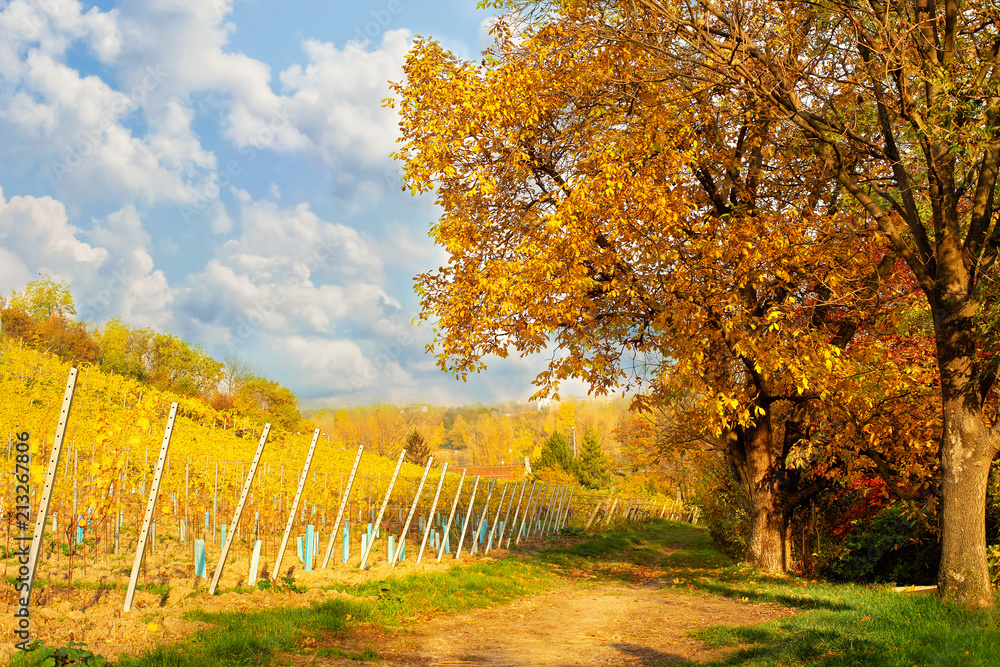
[[938, 395, 995, 606], [934, 302, 998, 606], [729, 411, 784, 572]]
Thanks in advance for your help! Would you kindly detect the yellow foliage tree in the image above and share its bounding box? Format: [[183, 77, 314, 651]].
[[390, 10, 935, 573]]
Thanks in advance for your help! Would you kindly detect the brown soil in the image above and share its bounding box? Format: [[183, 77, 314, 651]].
[[342, 581, 793, 666]]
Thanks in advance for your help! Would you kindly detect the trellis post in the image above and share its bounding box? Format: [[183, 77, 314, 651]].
[[437, 469, 466, 562], [272, 429, 321, 579], [484, 482, 510, 554], [209, 424, 270, 594], [359, 449, 406, 569], [124, 402, 178, 612], [321, 444, 364, 568], [392, 457, 434, 566], [500, 480, 528, 548], [454, 475, 480, 560], [417, 462, 448, 563], [514, 481, 538, 545], [558, 486, 575, 530], [24, 368, 77, 604], [470, 478, 495, 555]]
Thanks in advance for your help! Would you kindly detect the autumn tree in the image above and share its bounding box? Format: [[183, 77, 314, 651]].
[[390, 10, 923, 574], [503, 0, 1000, 607], [235, 376, 301, 432], [9, 275, 76, 319], [223, 352, 260, 396], [99, 318, 150, 380]]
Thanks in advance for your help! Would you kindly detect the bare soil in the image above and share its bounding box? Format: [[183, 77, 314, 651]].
[[371, 580, 795, 666]]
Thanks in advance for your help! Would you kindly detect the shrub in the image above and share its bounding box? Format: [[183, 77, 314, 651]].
[[824, 503, 939, 585], [698, 457, 750, 561]]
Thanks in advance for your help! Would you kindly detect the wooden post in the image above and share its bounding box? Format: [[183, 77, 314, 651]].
[[24, 368, 77, 604], [548, 485, 568, 534], [470, 478, 495, 556], [603, 497, 620, 526], [416, 462, 448, 563], [272, 429, 321, 580], [514, 481, 538, 545], [437, 469, 466, 562], [584, 496, 605, 531], [358, 449, 407, 570], [321, 445, 364, 568], [393, 457, 434, 566], [541, 485, 562, 535], [526, 482, 549, 539], [454, 476, 480, 560], [558, 486, 575, 530], [484, 482, 509, 554], [209, 424, 270, 594], [124, 403, 178, 612], [499, 480, 527, 548]]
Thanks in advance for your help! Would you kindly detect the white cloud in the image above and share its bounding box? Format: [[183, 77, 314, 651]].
[[0, 187, 106, 292], [177, 196, 401, 343], [82, 205, 174, 328], [272, 31, 411, 167], [0, 191, 172, 329]]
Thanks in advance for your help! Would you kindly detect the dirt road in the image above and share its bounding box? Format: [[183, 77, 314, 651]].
[[319, 580, 795, 666]]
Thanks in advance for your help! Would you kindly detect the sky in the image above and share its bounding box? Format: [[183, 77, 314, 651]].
[[0, 0, 592, 407]]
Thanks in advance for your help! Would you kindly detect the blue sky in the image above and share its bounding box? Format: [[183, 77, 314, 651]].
[[0, 0, 591, 407]]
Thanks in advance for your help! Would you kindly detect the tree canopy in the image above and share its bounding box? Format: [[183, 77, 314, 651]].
[[390, 5, 934, 574]]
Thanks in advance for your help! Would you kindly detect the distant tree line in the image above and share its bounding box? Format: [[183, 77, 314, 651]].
[[1, 275, 301, 431]]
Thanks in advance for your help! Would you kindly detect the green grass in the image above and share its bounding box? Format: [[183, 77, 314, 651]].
[[534, 519, 1000, 666], [325, 558, 555, 623], [111, 597, 373, 667]]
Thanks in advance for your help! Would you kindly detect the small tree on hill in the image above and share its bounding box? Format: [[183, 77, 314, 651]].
[[535, 431, 575, 476], [576, 426, 611, 489], [9, 275, 75, 320], [405, 429, 431, 466]]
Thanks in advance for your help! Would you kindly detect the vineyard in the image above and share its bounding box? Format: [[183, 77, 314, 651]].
[[0, 341, 683, 619]]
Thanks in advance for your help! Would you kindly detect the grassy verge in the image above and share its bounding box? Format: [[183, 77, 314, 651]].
[[535, 519, 1000, 666]]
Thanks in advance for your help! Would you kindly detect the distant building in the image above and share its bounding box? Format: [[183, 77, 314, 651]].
[[531, 397, 556, 411], [459, 459, 531, 480]]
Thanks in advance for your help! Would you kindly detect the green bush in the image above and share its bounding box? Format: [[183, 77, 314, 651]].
[[10, 641, 108, 667], [699, 458, 750, 561], [825, 503, 939, 585]]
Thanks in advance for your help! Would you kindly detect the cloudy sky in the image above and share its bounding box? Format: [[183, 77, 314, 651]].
[[0, 0, 590, 406]]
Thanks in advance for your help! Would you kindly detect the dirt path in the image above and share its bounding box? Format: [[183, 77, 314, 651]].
[[319, 581, 796, 666]]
